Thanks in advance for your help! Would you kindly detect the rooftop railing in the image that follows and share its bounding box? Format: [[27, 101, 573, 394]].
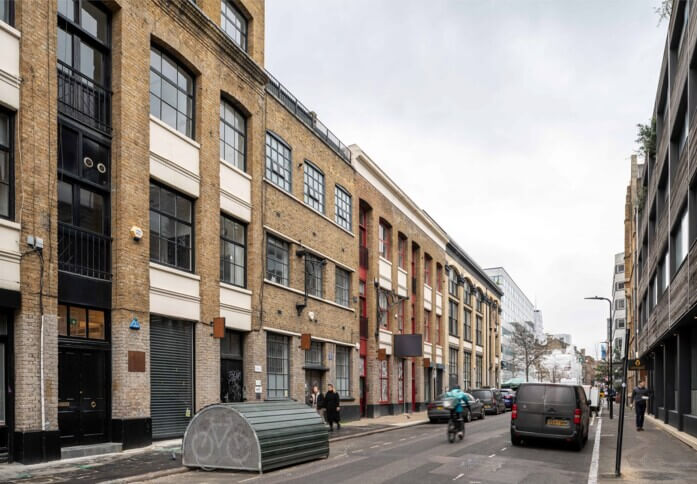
[[57, 62, 111, 134], [266, 72, 351, 163]]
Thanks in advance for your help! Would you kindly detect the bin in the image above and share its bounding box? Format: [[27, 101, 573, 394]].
[[182, 401, 329, 472]]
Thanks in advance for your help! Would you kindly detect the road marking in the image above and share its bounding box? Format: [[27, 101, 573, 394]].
[[370, 444, 380, 449], [488, 454, 496, 458], [399, 438, 407, 441], [587, 414, 603, 484], [591, 414, 596, 427], [382, 442, 392, 446], [239, 477, 260, 483], [453, 473, 464, 481], [352, 449, 364, 453], [500, 447, 507, 451]]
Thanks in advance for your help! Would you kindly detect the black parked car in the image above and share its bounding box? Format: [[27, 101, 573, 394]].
[[471, 388, 506, 415], [427, 392, 485, 422], [510, 383, 591, 450]]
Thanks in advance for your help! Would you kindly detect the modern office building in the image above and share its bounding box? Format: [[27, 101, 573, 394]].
[[633, 0, 697, 439], [612, 252, 627, 356], [0, 0, 501, 463], [484, 267, 538, 382]]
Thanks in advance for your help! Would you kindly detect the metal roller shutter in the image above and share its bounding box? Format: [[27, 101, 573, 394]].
[[150, 316, 194, 439]]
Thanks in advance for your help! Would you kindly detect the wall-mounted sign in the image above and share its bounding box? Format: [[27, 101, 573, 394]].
[[254, 365, 262, 373], [129, 318, 141, 330], [255, 386, 262, 393]]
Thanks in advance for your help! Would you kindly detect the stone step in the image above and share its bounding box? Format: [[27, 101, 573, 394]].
[[61, 442, 123, 460]]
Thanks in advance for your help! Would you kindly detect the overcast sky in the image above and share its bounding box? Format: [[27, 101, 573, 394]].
[[265, 0, 667, 357]]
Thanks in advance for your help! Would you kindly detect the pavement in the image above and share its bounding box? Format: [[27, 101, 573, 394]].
[[0, 412, 428, 483], [597, 404, 697, 483], [146, 409, 597, 483]]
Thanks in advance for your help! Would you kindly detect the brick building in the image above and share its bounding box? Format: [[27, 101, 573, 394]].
[[0, 0, 500, 463]]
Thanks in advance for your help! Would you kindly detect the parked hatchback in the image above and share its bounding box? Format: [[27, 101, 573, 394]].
[[510, 383, 590, 450], [499, 388, 516, 410], [471, 388, 506, 415], [427, 392, 485, 422]]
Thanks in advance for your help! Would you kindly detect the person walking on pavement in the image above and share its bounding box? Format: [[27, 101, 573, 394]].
[[630, 380, 651, 431], [307, 384, 326, 422], [325, 383, 341, 431]]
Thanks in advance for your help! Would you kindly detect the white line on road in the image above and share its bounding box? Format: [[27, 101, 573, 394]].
[[400, 438, 406, 441], [370, 444, 380, 449], [587, 414, 603, 484], [488, 454, 496, 458], [500, 447, 507, 451], [239, 477, 260, 483], [452, 473, 464, 481], [382, 442, 391, 446], [591, 414, 596, 427]]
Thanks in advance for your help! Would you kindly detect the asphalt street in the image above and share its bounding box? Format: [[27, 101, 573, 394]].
[[151, 410, 599, 484]]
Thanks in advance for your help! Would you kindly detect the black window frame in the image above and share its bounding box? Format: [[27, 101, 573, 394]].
[[335, 267, 350, 307], [0, 108, 14, 221], [267, 333, 290, 400], [220, 213, 247, 288], [475, 315, 482, 346], [335, 345, 350, 397], [149, 44, 195, 139], [463, 351, 471, 390], [334, 184, 352, 231], [266, 234, 289, 286], [448, 299, 458, 337], [303, 160, 325, 214], [463, 309, 472, 342], [149, 180, 195, 272], [219, 98, 247, 171], [306, 254, 324, 299], [475, 355, 483, 388], [448, 347, 458, 389], [305, 340, 323, 366], [58, 302, 109, 341], [265, 132, 292, 193], [220, 0, 248, 52], [1, 0, 14, 27]]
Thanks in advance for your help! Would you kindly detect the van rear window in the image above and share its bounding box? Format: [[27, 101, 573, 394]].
[[473, 390, 492, 399], [545, 386, 575, 404], [516, 385, 544, 402]]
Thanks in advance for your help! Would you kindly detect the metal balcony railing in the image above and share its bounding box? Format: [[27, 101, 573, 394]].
[[57, 62, 111, 134], [266, 72, 351, 163], [58, 223, 112, 280]]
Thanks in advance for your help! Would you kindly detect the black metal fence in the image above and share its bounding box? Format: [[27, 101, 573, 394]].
[[57, 62, 111, 134], [58, 223, 111, 280], [266, 72, 351, 163]]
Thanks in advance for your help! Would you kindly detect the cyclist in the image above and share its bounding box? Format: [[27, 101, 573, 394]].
[[445, 385, 469, 439]]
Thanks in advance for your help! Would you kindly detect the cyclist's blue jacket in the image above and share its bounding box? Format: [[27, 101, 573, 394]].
[[445, 388, 468, 413]]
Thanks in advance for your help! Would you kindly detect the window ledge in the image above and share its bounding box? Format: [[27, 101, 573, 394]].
[[339, 396, 355, 402], [263, 278, 356, 313], [0, 217, 21, 231], [220, 281, 252, 295], [379, 256, 392, 266], [149, 261, 200, 281], [150, 114, 201, 150], [220, 158, 252, 180], [0, 20, 20, 39]]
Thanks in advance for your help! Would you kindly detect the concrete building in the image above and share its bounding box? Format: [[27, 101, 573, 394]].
[[484, 267, 538, 382], [633, 0, 697, 440], [611, 252, 627, 356], [0, 0, 500, 463]]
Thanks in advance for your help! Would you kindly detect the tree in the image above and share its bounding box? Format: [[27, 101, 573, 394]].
[[655, 0, 672, 24], [635, 117, 656, 161], [509, 322, 548, 382]]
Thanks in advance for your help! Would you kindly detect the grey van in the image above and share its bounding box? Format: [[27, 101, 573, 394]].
[[510, 383, 590, 450]]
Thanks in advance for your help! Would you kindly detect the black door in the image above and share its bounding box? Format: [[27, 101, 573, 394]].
[[0, 311, 12, 462], [58, 348, 107, 446], [221, 359, 243, 403]]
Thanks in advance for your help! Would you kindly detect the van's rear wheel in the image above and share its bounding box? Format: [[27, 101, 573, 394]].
[[511, 434, 522, 446]]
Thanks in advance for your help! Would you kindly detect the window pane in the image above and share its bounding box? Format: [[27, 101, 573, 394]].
[[58, 123, 79, 176], [81, 1, 108, 42], [88, 309, 105, 339], [79, 41, 103, 84], [58, 304, 68, 336], [58, 0, 75, 21], [79, 188, 104, 233], [57, 27, 73, 67], [58, 180, 73, 224], [82, 136, 109, 186], [265, 133, 291, 192], [69, 306, 87, 338]]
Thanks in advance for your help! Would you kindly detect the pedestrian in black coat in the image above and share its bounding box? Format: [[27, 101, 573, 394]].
[[325, 383, 341, 431]]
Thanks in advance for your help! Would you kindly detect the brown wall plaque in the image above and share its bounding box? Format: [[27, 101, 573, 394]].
[[128, 351, 146, 372], [423, 357, 431, 368], [213, 317, 225, 339], [300, 333, 312, 350], [377, 348, 387, 361]]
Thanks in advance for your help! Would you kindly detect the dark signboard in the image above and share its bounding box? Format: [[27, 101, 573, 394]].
[[394, 334, 423, 358], [628, 357, 646, 371]]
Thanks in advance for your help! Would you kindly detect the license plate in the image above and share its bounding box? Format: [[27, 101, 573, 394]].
[[437, 406, 443, 410], [484, 405, 490, 408], [547, 418, 569, 427]]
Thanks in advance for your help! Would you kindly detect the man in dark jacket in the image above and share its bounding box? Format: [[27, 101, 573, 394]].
[[630, 380, 650, 431], [325, 383, 341, 431]]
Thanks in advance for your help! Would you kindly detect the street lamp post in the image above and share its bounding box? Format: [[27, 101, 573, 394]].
[[584, 296, 613, 420]]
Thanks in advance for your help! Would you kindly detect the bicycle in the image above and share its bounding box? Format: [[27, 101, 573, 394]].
[[443, 397, 465, 443]]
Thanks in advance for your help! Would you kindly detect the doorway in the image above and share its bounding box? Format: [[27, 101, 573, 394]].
[[411, 361, 416, 412], [221, 330, 243, 403], [0, 311, 13, 462], [58, 348, 108, 446], [359, 356, 366, 417]]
